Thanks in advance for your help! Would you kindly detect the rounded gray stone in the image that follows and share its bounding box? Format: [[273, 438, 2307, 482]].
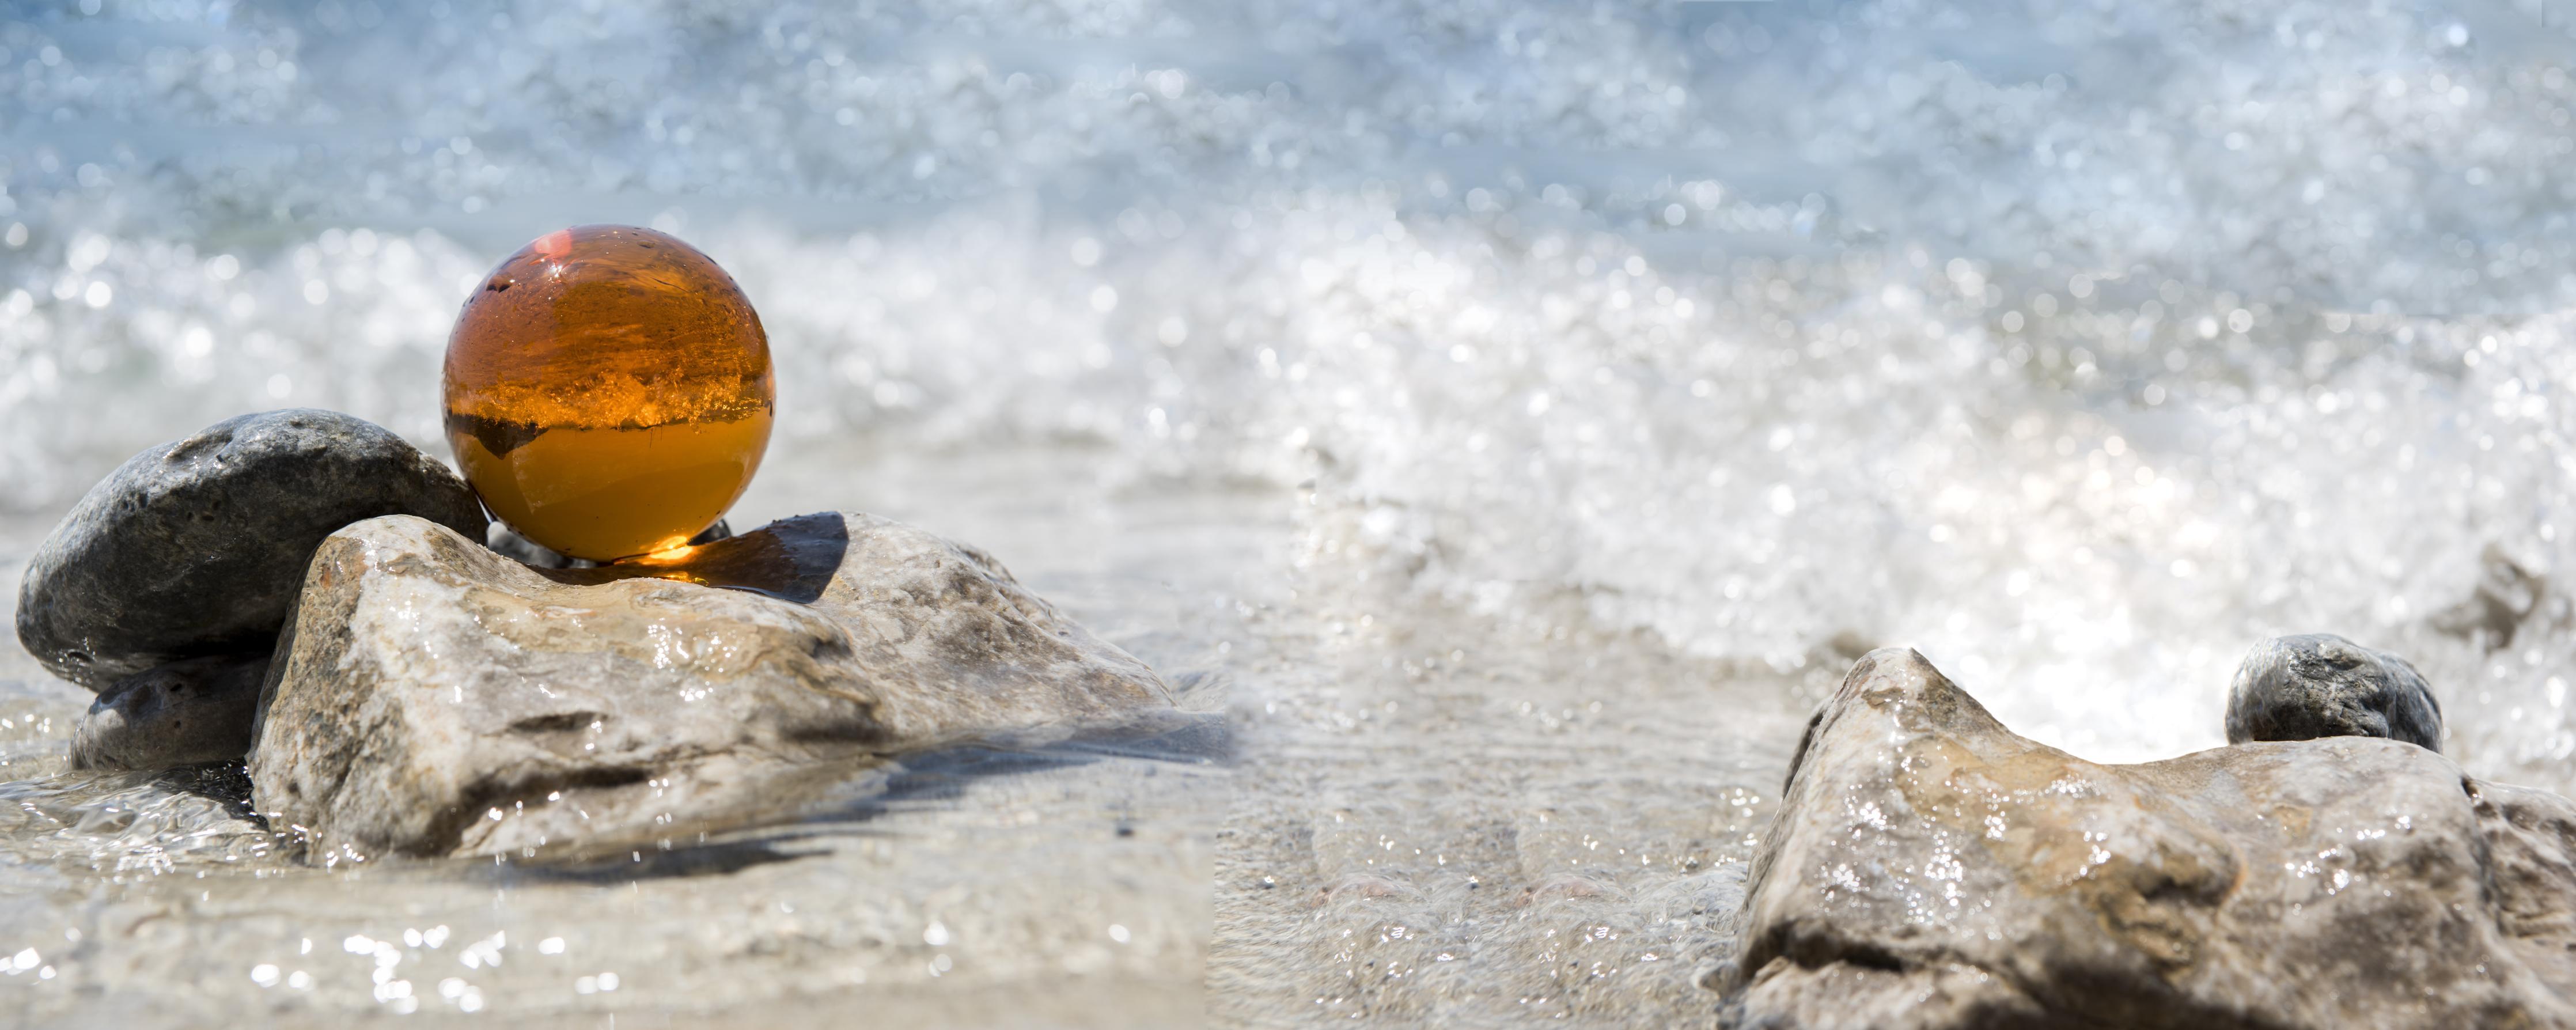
[[70, 654, 270, 771], [16, 409, 488, 689], [2226, 632, 2444, 752]]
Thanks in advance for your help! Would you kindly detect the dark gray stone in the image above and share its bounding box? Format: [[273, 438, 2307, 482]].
[[249, 511, 1175, 860], [2226, 633, 2444, 752], [69, 654, 270, 770], [486, 518, 732, 570], [1719, 647, 2576, 1029], [16, 410, 487, 689]]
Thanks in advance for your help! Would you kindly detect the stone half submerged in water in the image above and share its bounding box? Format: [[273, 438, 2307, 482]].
[[245, 510, 1177, 863], [70, 654, 270, 771], [1715, 647, 2576, 1029]]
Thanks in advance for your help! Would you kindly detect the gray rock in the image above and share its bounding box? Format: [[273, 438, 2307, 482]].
[[2227, 633, 2444, 752], [2430, 546, 2546, 650], [70, 654, 270, 770], [248, 511, 1175, 861], [1719, 647, 2576, 1029], [486, 519, 732, 570], [16, 410, 488, 689]]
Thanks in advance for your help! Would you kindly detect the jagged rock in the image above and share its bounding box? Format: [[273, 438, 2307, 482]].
[[487, 519, 733, 570], [2227, 633, 2444, 752], [16, 410, 487, 688], [1718, 647, 2576, 1029], [247, 511, 1175, 861], [69, 655, 270, 770]]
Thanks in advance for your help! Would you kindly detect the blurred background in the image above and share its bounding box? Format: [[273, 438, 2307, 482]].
[[6, 0, 2576, 1021], [10, 0, 2574, 767]]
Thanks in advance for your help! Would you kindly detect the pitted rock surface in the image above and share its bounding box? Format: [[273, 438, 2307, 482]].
[[247, 511, 1175, 861], [2227, 633, 2445, 752], [16, 410, 487, 688], [1717, 647, 2576, 1029]]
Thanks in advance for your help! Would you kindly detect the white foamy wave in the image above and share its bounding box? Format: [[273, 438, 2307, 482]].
[[1267, 207, 2576, 770], [5, 0, 2575, 779]]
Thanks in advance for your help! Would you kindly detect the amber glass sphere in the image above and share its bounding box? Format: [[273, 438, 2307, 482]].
[[442, 225, 774, 562]]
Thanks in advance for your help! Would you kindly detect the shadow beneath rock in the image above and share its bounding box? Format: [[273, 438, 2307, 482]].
[[483, 710, 1228, 884], [472, 837, 817, 884], [793, 709, 1230, 826], [533, 512, 850, 604], [1029, 705, 1233, 764]]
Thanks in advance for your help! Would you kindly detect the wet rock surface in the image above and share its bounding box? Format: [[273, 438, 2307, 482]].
[[247, 510, 1178, 861], [2228, 633, 2445, 752], [16, 410, 487, 688], [69, 655, 271, 771], [1718, 647, 2576, 1029]]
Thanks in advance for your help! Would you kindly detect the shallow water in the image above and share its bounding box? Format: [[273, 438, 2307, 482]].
[[9, 0, 2576, 1024], [0, 448, 1237, 1025]]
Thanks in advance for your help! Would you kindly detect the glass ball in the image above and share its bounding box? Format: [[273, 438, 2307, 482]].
[[441, 225, 775, 562]]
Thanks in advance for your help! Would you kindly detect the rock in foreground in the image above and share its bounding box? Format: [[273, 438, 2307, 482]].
[[17, 410, 487, 688], [248, 511, 1175, 861], [1719, 647, 2576, 1029], [2228, 632, 2445, 752]]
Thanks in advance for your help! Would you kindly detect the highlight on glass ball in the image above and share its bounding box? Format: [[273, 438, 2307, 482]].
[[441, 225, 775, 563]]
